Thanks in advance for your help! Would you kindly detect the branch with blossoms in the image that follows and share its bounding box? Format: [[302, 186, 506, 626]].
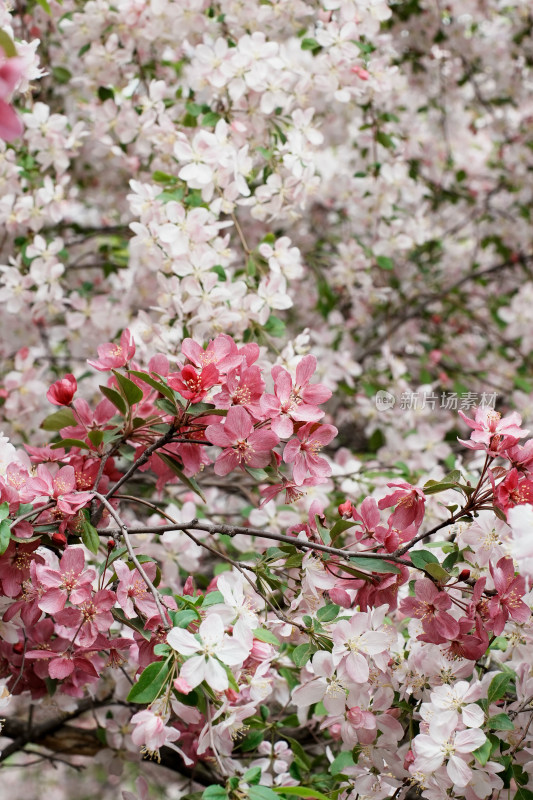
[[0, 326, 532, 800]]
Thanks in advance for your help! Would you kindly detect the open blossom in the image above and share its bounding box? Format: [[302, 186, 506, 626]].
[[331, 611, 391, 683], [167, 363, 219, 402], [378, 481, 426, 530], [400, 579, 460, 642], [167, 613, 250, 692], [205, 406, 279, 475], [283, 422, 337, 485], [130, 709, 192, 764], [26, 464, 93, 514], [36, 547, 95, 613], [488, 556, 530, 634], [458, 407, 528, 452], [261, 356, 331, 438], [87, 329, 136, 371], [412, 715, 486, 787]]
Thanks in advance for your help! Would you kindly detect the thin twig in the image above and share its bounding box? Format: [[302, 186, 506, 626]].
[[92, 492, 170, 629]]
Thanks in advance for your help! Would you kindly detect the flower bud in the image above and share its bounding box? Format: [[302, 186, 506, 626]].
[[46, 374, 77, 406]]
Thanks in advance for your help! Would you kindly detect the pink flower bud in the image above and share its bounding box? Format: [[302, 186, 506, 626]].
[[174, 677, 192, 695], [46, 374, 77, 406], [250, 639, 273, 660]]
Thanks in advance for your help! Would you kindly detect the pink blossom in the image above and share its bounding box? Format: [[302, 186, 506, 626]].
[[167, 363, 219, 402], [205, 406, 279, 475], [87, 329, 136, 371], [27, 464, 93, 514], [400, 579, 460, 642], [378, 481, 426, 531], [36, 547, 96, 613], [130, 709, 192, 763], [283, 422, 337, 485], [458, 407, 528, 452], [0, 48, 24, 142], [488, 555, 530, 634], [46, 374, 77, 406]]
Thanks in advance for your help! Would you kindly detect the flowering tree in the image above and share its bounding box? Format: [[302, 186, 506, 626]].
[[1, 1, 533, 799]]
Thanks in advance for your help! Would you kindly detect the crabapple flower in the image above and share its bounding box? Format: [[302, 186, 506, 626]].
[[36, 547, 96, 613], [283, 422, 337, 485], [458, 407, 528, 452], [424, 680, 484, 728], [130, 709, 192, 764], [292, 651, 347, 715], [87, 329, 136, 371], [167, 363, 219, 402], [0, 47, 24, 142], [167, 613, 250, 692], [412, 715, 486, 787], [331, 612, 391, 683], [400, 579, 460, 642], [205, 406, 279, 475], [27, 464, 93, 514], [46, 374, 77, 406], [488, 556, 530, 634], [378, 481, 426, 530]]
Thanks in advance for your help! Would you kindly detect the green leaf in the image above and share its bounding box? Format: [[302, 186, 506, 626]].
[[201, 111, 221, 127], [112, 371, 144, 406], [263, 315, 286, 338], [243, 767, 263, 785], [292, 643, 314, 667], [245, 467, 270, 481], [126, 658, 172, 703], [423, 563, 450, 582], [376, 255, 394, 270], [157, 453, 206, 502], [376, 131, 395, 149], [0, 519, 11, 556], [99, 385, 127, 415], [329, 519, 356, 541], [273, 788, 332, 800], [316, 604, 340, 623], [127, 370, 177, 402], [202, 786, 228, 800], [0, 30, 16, 58], [249, 786, 280, 800], [488, 672, 513, 704], [514, 788, 533, 800], [472, 739, 492, 766], [51, 66, 71, 84], [80, 515, 100, 555], [487, 713, 514, 731], [50, 438, 90, 450], [329, 750, 355, 775], [41, 407, 77, 431], [0, 503, 9, 522], [409, 549, 439, 568], [300, 38, 321, 53], [201, 590, 224, 607], [349, 556, 401, 574], [237, 729, 264, 752], [252, 628, 280, 646], [422, 480, 460, 495], [88, 430, 104, 448], [170, 609, 200, 629]]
